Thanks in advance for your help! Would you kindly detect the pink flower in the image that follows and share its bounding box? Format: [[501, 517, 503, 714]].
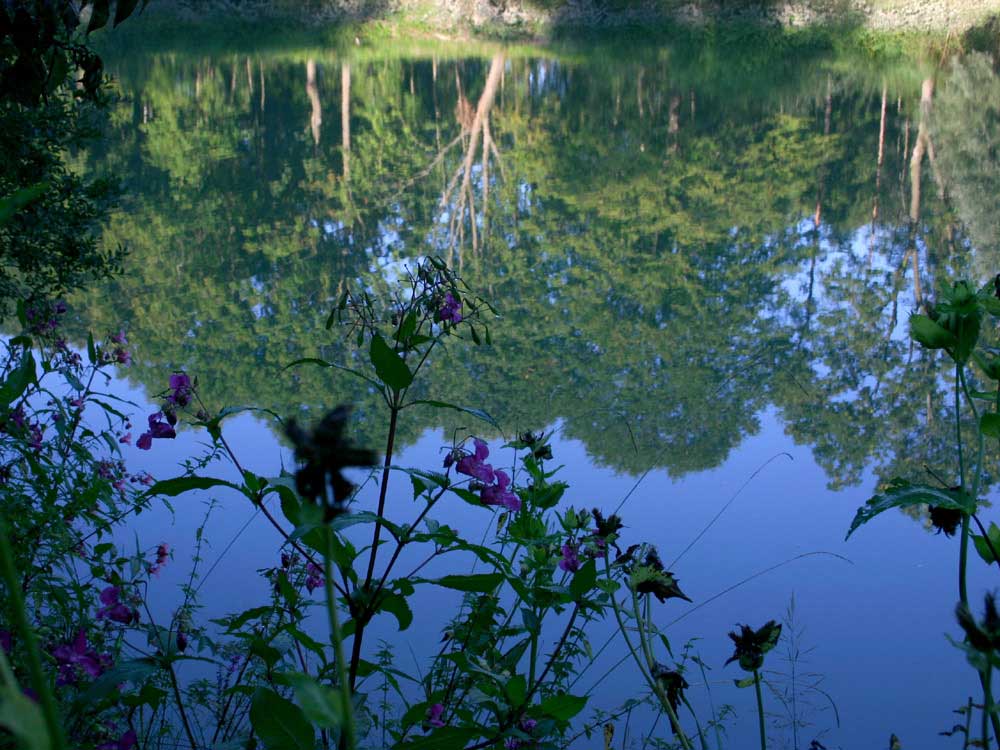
[[456, 438, 495, 483], [480, 470, 520, 512]]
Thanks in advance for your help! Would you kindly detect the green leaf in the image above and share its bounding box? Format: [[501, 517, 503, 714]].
[[78, 658, 158, 705], [88, 0, 111, 32], [218, 606, 273, 632], [144, 475, 242, 499], [534, 692, 588, 721], [910, 314, 957, 350], [982, 414, 1000, 439], [505, 674, 527, 706], [370, 333, 413, 390], [409, 400, 500, 429], [0, 684, 50, 750], [399, 727, 483, 749], [734, 676, 756, 688], [570, 559, 598, 601], [378, 592, 413, 631], [281, 673, 342, 728], [845, 479, 974, 540], [974, 522, 1000, 564], [421, 573, 504, 593], [0, 349, 35, 407], [398, 310, 418, 343], [250, 688, 314, 750]]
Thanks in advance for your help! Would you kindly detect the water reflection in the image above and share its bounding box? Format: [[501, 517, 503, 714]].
[[75, 36, 1000, 494]]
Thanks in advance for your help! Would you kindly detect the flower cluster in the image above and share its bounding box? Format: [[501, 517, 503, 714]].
[[147, 543, 170, 575], [558, 543, 581, 572], [106, 330, 130, 366], [96, 586, 139, 625], [305, 562, 324, 593], [25, 299, 66, 336], [52, 630, 112, 686], [438, 292, 463, 324], [446, 438, 521, 512]]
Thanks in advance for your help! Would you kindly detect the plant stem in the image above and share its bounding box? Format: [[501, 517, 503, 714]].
[[166, 661, 200, 750], [753, 670, 767, 750], [0, 517, 67, 750], [325, 528, 357, 750], [350, 401, 400, 689]]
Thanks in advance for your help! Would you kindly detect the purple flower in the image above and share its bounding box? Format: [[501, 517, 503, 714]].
[[558, 543, 581, 573], [481, 470, 521, 512], [439, 293, 463, 324], [305, 562, 324, 593], [136, 432, 152, 450], [97, 729, 137, 750], [147, 412, 176, 439], [427, 703, 446, 728], [52, 630, 111, 686], [456, 439, 495, 483], [167, 373, 192, 407], [96, 586, 138, 625], [176, 630, 188, 653], [0, 630, 11, 654]]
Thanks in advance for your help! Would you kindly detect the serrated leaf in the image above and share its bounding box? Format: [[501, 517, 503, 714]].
[[845, 479, 974, 540]]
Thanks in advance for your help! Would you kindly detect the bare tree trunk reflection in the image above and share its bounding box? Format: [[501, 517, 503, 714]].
[[306, 59, 322, 146]]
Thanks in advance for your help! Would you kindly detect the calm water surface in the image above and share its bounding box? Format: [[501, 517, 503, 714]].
[[75, 26, 1000, 749]]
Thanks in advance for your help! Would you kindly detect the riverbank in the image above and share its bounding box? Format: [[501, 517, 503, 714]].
[[148, 0, 998, 37]]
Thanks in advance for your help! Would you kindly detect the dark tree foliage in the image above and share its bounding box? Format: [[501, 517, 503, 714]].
[[0, 0, 147, 315]]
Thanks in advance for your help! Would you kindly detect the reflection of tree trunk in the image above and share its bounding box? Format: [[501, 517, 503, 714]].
[[341, 63, 351, 183], [908, 77, 935, 311], [306, 59, 322, 146], [441, 54, 505, 255], [259, 60, 265, 112], [909, 78, 933, 223], [814, 75, 832, 228], [868, 82, 888, 263], [668, 94, 680, 154], [637, 66, 644, 118]]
